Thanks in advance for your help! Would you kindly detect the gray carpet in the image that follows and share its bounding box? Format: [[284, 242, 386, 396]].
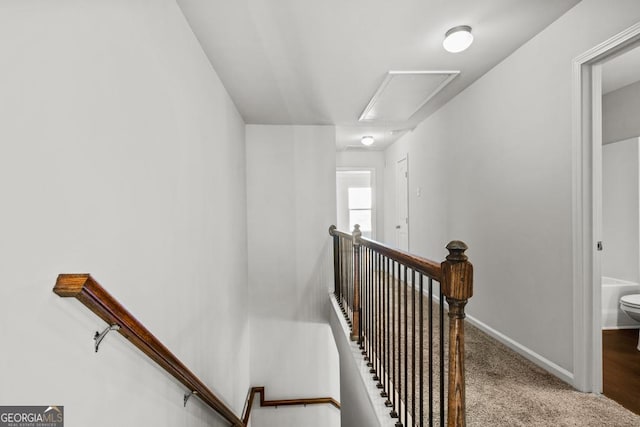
[[464, 319, 640, 427], [367, 281, 640, 426]]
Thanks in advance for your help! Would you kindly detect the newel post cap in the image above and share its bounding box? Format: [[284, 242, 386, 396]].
[[446, 240, 468, 261], [441, 240, 473, 301], [352, 224, 362, 244]]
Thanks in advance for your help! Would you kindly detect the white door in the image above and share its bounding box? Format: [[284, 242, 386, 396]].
[[396, 157, 409, 251]]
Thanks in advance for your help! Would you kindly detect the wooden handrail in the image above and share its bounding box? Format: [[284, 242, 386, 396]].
[[241, 386, 340, 425], [360, 236, 443, 282], [328, 226, 443, 281], [53, 274, 244, 427], [328, 226, 352, 241]]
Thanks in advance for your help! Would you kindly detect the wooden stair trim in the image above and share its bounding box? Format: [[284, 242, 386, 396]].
[[242, 386, 340, 425]]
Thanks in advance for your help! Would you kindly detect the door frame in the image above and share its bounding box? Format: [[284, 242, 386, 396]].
[[572, 22, 640, 393]]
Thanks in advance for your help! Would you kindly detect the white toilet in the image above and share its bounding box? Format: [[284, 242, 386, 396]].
[[620, 294, 640, 351]]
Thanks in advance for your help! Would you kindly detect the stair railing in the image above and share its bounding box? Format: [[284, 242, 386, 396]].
[[329, 225, 473, 427], [53, 274, 340, 426]]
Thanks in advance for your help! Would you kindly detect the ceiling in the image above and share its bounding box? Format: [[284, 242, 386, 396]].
[[602, 44, 640, 94], [177, 0, 581, 151]]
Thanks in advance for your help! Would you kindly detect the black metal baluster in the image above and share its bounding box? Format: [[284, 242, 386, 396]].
[[371, 249, 375, 362], [344, 238, 349, 313], [341, 238, 344, 311], [345, 238, 349, 320], [419, 274, 424, 426], [395, 263, 405, 427], [383, 257, 388, 397], [384, 257, 391, 405], [341, 238, 345, 310], [367, 248, 371, 365], [404, 265, 408, 427], [390, 260, 397, 418], [381, 255, 387, 395], [368, 248, 372, 356], [439, 283, 444, 427], [350, 239, 354, 324], [396, 263, 403, 427], [337, 237, 342, 307], [336, 234, 340, 301], [429, 278, 433, 427], [411, 269, 416, 426], [364, 248, 371, 362], [361, 248, 367, 355], [370, 249, 375, 370], [372, 252, 380, 380], [342, 237, 347, 315], [374, 250, 378, 366], [373, 254, 384, 388]]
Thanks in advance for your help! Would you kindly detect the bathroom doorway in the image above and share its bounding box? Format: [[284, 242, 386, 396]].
[[573, 22, 640, 395], [600, 46, 640, 414]]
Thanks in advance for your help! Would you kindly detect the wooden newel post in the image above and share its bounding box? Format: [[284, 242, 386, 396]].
[[441, 241, 473, 427], [351, 224, 362, 342], [329, 225, 340, 300]]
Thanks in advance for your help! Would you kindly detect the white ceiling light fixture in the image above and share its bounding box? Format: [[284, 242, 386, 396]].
[[443, 25, 474, 53], [361, 136, 375, 146]]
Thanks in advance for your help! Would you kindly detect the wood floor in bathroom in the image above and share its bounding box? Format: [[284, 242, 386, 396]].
[[603, 329, 640, 415]]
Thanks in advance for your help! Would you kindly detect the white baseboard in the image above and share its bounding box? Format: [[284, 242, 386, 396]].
[[338, 279, 576, 391], [428, 290, 575, 386], [464, 313, 574, 385]]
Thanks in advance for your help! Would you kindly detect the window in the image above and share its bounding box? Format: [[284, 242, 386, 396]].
[[348, 187, 372, 236], [336, 170, 375, 239]]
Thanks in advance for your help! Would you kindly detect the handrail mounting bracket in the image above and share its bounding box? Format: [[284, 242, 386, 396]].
[[93, 324, 120, 353], [184, 390, 198, 407]]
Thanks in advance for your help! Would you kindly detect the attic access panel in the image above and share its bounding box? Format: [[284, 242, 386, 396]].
[[359, 71, 460, 122]]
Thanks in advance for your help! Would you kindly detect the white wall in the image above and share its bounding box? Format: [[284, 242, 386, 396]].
[[0, 1, 249, 426], [249, 321, 340, 427], [246, 125, 339, 427], [384, 0, 640, 380], [336, 151, 385, 241], [603, 80, 640, 144], [602, 138, 640, 283]]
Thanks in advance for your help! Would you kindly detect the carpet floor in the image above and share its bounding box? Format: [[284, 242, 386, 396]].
[[464, 319, 640, 427], [364, 281, 640, 426]]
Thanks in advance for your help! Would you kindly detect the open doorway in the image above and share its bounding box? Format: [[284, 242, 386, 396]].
[[599, 44, 640, 413], [572, 22, 640, 394], [336, 170, 375, 239]]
